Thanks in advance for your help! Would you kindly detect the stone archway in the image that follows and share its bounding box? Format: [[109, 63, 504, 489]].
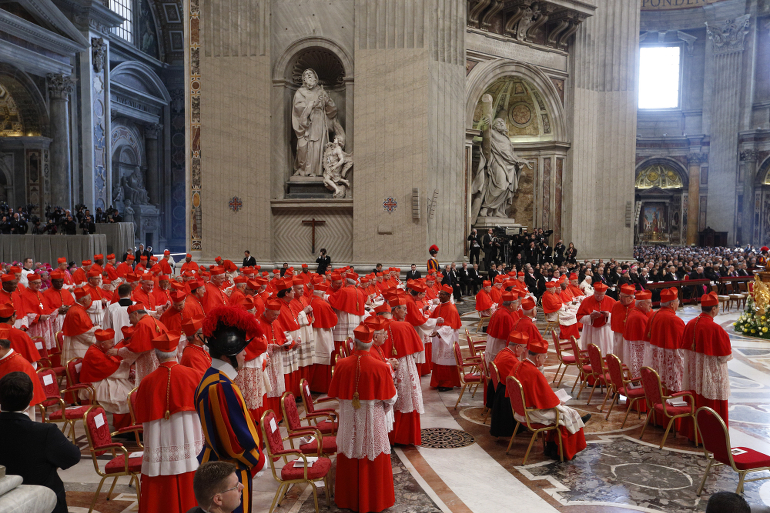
[[634, 158, 688, 245], [464, 59, 570, 249]]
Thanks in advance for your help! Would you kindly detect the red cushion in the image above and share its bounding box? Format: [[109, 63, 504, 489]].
[[653, 403, 691, 417], [582, 365, 592, 373], [52, 366, 66, 376], [560, 355, 576, 364], [49, 406, 90, 420], [280, 456, 332, 480], [315, 420, 337, 434], [309, 407, 336, 417], [618, 386, 646, 398], [105, 454, 143, 474], [464, 373, 482, 382], [732, 447, 770, 470], [523, 422, 554, 430], [299, 436, 337, 454]]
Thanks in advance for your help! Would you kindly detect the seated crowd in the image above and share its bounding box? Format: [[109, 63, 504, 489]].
[[0, 203, 123, 235], [0, 244, 745, 513]]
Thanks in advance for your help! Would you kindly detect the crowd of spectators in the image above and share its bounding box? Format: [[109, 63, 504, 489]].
[[0, 203, 123, 235]]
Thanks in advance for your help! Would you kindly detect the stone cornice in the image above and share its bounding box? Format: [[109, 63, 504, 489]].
[[0, 8, 86, 55], [64, 0, 125, 35], [0, 40, 72, 76], [17, 0, 89, 47]]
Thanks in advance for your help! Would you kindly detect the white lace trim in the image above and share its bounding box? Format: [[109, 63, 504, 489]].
[[622, 339, 646, 378], [485, 336, 506, 363], [646, 346, 685, 392], [337, 397, 396, 460], [265, 344, 286, 398], [234, 357, 269, 409], [141, 411, 204, 476], [393, 354, 423, 414], [683, 350, 732, 400], [432, 327, 457, 366], [312, 328, 334, 365]]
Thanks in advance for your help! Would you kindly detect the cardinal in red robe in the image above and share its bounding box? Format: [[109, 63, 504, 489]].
[[0, 328, 46, 417], [328, 325, 397, 513], [475, 281, 495, 317], [576, 283, 616, 355], [429, 286, 462, 389], [80, 329, 132, 428], [610, 284, 636, 361], [489, 332, 528, 437], [307, 283, 338, 393], [179, 318, 211, 378]]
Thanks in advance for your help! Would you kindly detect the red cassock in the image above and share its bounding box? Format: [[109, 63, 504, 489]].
[[559, 289, 574, 303], [19, 287, 53, 322], [542, 292, 563, 315], [645, 307, 688, 430], [83, 284, 106, 302], [289, 297, 314, 385], [62, 304, 93, 336], [180, 261, 199, 274], [429, 301, 462, 388], [0, 351, 46, 406], [387, 320, 424, 446], [132, 288, 157, 311], [404, 296, 432, 376], [278, 301, 302, 396], [159, 302, 204, 334], [490, 286, 502, 305], [512, 359, 587, 460], [307, 295, 338, 394], [115, 262, 133, 278], [159, 259, 172, 275], [42, 287, 75, 311], [622, 307, 653, 413], [0, 289, 25, 319], [493, 348, 519, 397], [201, 283, 229, 314], [485, 307, 518, 403], [328, 351, 397, 513], [135, 362, 201, 513], [475, 290, 494, 313], [229, 289, 246, 308], [683, 313, 732, 427], [2, 325, 40, 366], [71, 268, 86, 285], [513, 316, 545, 346], [610, 301, 634, 334], [81, 345, 131, 428], [567, 284, 584, 297], [179, 344, 212, 378], [328, 287, 366, 317], [576, 295, 616, 329]]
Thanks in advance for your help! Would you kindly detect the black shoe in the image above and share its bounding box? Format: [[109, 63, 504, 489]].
[[581, 414, 592, 424], [544, 441, 559, 459], [438, 387, 453, 392], [295, 396, 303, 403]]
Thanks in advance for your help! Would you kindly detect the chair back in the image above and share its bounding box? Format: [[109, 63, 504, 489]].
[[695, 406, 734, 467], [37, 368, 61, 400], [587, 343, 604, 376], [606, 353, 626, 390], [570, 336, 588, 367], [640, 367, 663, 406], [300, 379, 315, 414], [83, 407, 113, 455], [66, 358, 85, 386], [32, 337, 48, 359], [480, 352, 490, 381], [346, 337, 355, 355], [281, 392, 303, 432], [453, 341, 464, 370], [505, 376, 527, 418], [260, 410, 285, 459], [489, 361, 500, 389], [55, 331, 64, 353], [338, 343, 347, 359], [127, 387, 139, 424], [552, 331, 562, 358]]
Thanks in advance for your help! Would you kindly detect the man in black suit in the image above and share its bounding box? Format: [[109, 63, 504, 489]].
[[243, 250, 256, 267], [468, 263, 482, 294], [553, 240, 565, 266], [458, 262, 471, 296], [405, 264, 421, 281], [0, 372, 80, 513], [442, 263, 463, 303]]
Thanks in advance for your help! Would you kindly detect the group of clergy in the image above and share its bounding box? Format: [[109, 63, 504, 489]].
[[0, 252, 478, 513]]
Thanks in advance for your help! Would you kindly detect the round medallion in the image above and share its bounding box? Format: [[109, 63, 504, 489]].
[[420, 428, 475, 449], [192, 191, 200, 208], [611, 463, 692, 490], [509, 102, 532, 128]]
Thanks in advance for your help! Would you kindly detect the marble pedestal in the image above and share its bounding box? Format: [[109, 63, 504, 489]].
[[473, 216, 525, 235], [286, 176, 333, 199]]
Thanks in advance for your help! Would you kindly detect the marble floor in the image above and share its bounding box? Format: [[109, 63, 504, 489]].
[[57, 302, 770, 513]]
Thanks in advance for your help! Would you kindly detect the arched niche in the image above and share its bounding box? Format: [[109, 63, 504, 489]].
[[272, 37, 354, 198], [0, 64, 49, 137], [759, 156, 770, 185], [111, 61, 171, 103], [634, 158, 688, 245]]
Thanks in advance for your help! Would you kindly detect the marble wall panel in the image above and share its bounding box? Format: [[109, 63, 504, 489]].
[[511, 159, 535, 231], [272, 208, 353, 263]]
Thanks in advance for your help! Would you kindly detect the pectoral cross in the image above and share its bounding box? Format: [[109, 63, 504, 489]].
[[302, 218, 326, 254]]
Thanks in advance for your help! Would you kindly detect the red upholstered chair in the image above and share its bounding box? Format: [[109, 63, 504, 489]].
[[551, 331, 577, 387], [260, 409, 332, 513], [639, 366, 697, 449], [345, 336, 355, 356], [299, 378, 337, 420], [83, 406, 143, 513], [603, 354, 645, 426], [454, 341, 483, 409], [65, 357, 95, 405], [482, 360, 500, 424], [569, 336, 591, 397], [464, 329, 486, 362], [505, 376, 563, 464], [36, 368, 93, 443], [111, 387, 143, 448], [33, 336, 67, 383], [281, 392, 337, 457], [695, 406, 770, 495], [585, 343, 610, 405]]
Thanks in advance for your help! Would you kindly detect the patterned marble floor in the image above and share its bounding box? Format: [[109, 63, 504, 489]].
[[55, 301, 770, 513]]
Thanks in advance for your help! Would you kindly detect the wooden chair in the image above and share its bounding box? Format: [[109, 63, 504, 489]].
[[36, 367, 94, 443], [111, 387, 143, 448], [713, 284, 731, 312], [695, 406, 770, 495], [505, 376, 563, 464], [639, 366, 698, 449], [260, 409, 332, 513], [298, 378, 337, 424], [585, 343, 611, 406], [603, 354, 645, 427], [464, 329, 486, 361], [83, 406, 143, 513], [550, 331, 577, 387], [281, 392, 337, 457], [728, 282, 746, 311], [568, 336, 591, 396], [453, 341, 483, 409]]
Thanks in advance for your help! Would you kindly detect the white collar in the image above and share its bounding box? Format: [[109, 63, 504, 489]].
[[210, 358, 238, 380], [0, 349, 14, 361]]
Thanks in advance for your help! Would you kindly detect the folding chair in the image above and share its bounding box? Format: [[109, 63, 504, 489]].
[[551, 331, 577, 387], [639, 366, 697, 449], [36, 367, 94, 443], [454, 341, 483, 409], [604, 354, 645, 427], [505, 376, 563, 464], [281, 392, 337, 456]]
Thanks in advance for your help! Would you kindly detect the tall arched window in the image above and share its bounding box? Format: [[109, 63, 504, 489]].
[[110, 0, 134, 43]]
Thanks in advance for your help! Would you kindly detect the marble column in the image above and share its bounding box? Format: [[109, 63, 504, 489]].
[[686, 153, 706, 245], [47, 74, 76, 209], [704, 15, 750, 243], [740, 149, 757, 245], [144, 123, 162, 205], [567, 0, 640, 258]]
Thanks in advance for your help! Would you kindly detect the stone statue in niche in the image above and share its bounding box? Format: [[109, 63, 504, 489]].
[[292, 68, 345, 177], [471, 94, 533, 224], [120, 169, 150, 205], [322, 136, 353, 198]]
